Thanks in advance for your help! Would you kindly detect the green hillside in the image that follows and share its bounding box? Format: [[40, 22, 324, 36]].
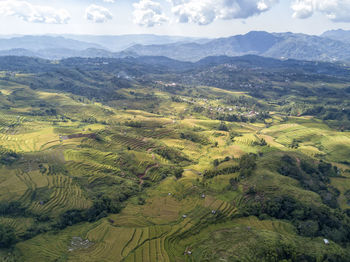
[[0, 56, 349, 261]]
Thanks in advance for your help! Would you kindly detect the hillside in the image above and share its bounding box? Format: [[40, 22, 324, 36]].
[[0, 35, 206, 59], [63, 34, 208, 52], [322, 29, 350, 43], [125, 31, 350, 62], [0, 36, 104, 51], [2, 32, 350, 63], [0, 55, 349, 261], [0, 48, 136, 60]]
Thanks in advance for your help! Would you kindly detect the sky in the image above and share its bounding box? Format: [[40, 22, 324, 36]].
[[1, 0, 350, 37]]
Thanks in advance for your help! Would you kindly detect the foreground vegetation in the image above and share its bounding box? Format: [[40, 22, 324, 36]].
[[0, 55, 349, 261]]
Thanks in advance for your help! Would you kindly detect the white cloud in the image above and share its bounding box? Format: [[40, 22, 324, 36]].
[[292, 0, 350, 22], [102, 0, 115, 3], [168, 0, 278, 25], [0, 0, 70, 24], [85, 4, 113, 23], [133, 0, 169, 27]]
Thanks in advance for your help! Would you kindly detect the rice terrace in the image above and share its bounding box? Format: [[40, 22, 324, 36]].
[[0, 54, 348, 261], [1, 1, 350, 261]]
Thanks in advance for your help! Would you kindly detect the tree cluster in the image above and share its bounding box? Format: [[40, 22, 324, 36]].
[[279, 155, 340, 208]]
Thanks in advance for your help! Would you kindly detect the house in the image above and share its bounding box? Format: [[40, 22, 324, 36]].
[[323, 239, 329, 245]]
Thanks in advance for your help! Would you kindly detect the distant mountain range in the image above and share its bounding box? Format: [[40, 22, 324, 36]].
[[61, 34, 208, 52], [321, 29, 350, 43], [1, 30, 350, 63], [0, 47, 135, 60], [0, 36, 103, 51], [124, 31, 350, 62]]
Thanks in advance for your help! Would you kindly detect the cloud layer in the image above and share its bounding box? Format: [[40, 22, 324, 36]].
[[168, 0, 278, 25], [133, 0, 168, 27], [0, 0, 70, 24], [2, 0, 350, 28], [85, 4, 113, 23], [292, 0, 350, 22]]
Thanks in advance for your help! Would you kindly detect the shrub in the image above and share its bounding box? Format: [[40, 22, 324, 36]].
[[0, 224, 16, 248], [239, 153, 257, 178]]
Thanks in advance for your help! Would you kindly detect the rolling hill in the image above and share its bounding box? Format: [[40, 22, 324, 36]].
[[125, 31, 350, 62], [0, 54, 349, 261], [322, 29, 350, 43], [2, 31, 350, 63]]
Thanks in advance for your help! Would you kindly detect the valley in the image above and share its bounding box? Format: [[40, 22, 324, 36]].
[[0, 55, 349, 261]]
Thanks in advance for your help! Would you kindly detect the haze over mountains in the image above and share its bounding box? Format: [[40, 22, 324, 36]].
[[1, 30, 350, 63], [321, 29, 350, 44]]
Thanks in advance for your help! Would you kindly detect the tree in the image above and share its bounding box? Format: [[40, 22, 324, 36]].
[[218, 122, 229, 131], [298, 220, 319, 237], [290, 139, 299, 149], [239, 154, 257, 178], [229, 178, 239, 190], [0, 224, 16, 248], [260, 138, 267, 146], [174, 167, 183, 179], [213, 159, 220, 167]]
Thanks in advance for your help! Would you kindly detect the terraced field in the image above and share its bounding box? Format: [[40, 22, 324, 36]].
[[111, 134, 156, 151], [64, 149, 121, 175], [0, 217, 34, 236], [2, 103, 350, 262], [1, 57, 350, 262], [12, 186, 244, 262], [234, 133, 260, 145], [233, 216, 296, 235], [0, 128, 60, 153], [2, 168, 90, 216], [29, 175, 91, 215], [262, 123, 350, 162]]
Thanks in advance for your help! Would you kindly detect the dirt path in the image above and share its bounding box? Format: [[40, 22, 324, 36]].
[[138, 163, 159, 184]]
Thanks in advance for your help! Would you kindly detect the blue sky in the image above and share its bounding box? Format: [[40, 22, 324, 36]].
[[1, 0, 350, 37]]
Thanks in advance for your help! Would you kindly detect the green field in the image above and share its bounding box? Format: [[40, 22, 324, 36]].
[[0, 56, 349, 261]]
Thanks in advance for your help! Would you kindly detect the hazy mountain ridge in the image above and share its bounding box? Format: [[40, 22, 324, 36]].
[[0, 47, 137, 60], [123, 31, 281, 61], [125, 31, 350, 62], [0, 54, 347, 78], [0, 35, 104, 51], [1, 31, 350, 62], [265, 33, 350, 61], [61, 34, 209, 51], [322, 29, 350, 43]]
